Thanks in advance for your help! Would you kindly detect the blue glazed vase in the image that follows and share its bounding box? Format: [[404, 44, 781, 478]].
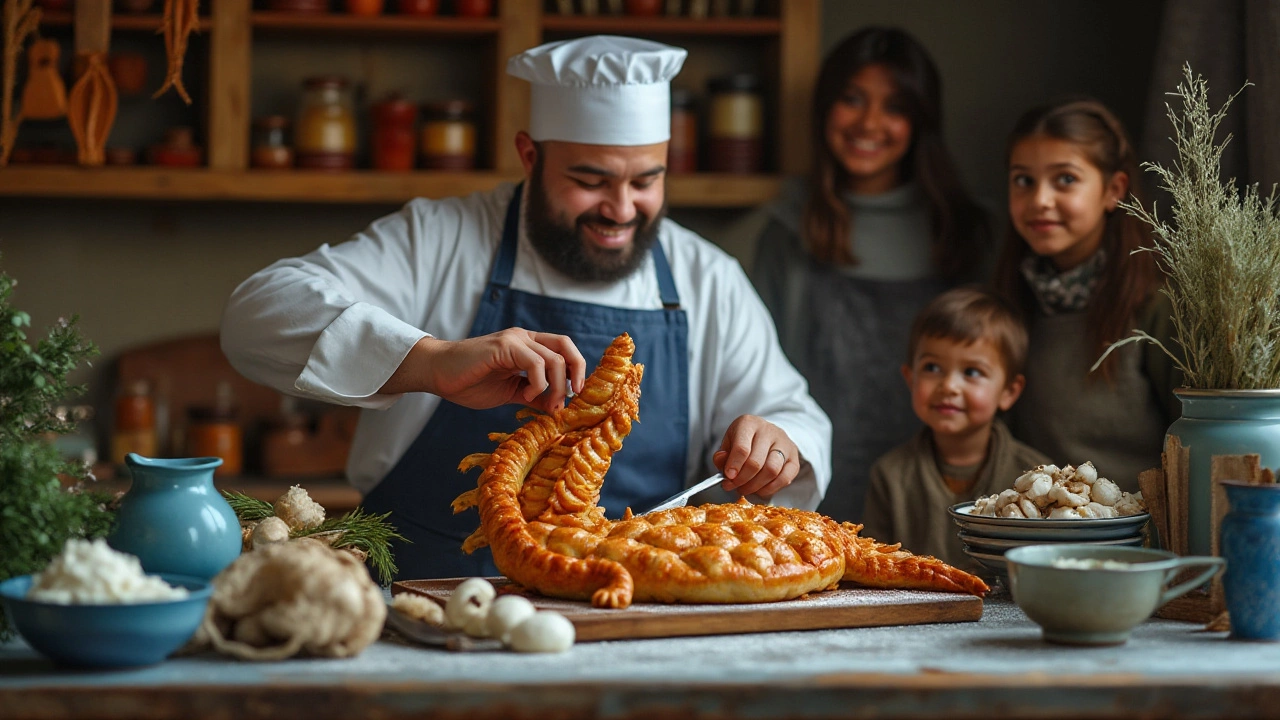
[[107, 454, 242, 580], [1167, 389, 1280, 557], [1220, 480, 1280, 640]]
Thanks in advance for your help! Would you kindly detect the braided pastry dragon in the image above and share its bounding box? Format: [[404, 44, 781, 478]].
[[453, 334, 988, 608]]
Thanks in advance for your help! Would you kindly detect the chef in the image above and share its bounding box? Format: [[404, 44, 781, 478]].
[[220, 35, 832, 580]]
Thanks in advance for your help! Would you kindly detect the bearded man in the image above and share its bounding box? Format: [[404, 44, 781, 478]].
[[220, 36, 832, 580]]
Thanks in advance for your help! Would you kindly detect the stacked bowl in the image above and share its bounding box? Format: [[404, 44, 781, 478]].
[[948, 501, 1151, 577]]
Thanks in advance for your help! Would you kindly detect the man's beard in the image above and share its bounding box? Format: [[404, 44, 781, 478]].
[[525, 172, 665, 283]]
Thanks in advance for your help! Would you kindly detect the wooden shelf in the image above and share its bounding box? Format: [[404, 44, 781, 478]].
[[38, 11, 212, 32], [0, 166, 780, 206], [250, 11, 501, 37], [540, 15, 781, 35]]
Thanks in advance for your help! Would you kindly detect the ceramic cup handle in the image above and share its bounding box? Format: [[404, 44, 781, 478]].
[[1158, 556, 1227, 608]]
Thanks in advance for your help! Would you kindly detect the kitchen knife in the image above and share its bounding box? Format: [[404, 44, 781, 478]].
[[641, 473, 726, 515], [383, 604, 504, 652]]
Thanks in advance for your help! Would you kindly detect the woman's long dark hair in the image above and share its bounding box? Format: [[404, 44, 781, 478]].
[[804, 26, 986, 278], [993, 99, 1160, 381]]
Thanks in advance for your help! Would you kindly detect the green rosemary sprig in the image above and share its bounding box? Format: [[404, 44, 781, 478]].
[[293, 508, 408, 586], [221, 490, 275, 521]]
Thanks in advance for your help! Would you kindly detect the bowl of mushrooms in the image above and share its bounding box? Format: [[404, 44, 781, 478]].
[[948, 462, 1150, 576]]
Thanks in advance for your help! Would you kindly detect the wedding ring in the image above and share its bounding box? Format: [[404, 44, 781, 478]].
[[771, 449, 786, 462]]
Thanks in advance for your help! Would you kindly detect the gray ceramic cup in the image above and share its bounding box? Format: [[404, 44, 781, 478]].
[[1005, 545, 1225, 646]]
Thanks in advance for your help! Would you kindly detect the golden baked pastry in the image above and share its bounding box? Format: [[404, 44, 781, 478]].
[[454, 334, 987, 608]]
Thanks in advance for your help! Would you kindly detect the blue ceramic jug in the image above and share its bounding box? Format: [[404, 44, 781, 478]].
[[107, 454, 242, 580], [1220, 479, 1280, 640]]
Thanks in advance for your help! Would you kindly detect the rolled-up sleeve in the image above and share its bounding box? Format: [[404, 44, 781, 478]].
[[220, 204, 432, 409]]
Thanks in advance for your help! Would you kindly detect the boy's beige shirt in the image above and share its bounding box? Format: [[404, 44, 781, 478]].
[[862, 418, 1050, 574]]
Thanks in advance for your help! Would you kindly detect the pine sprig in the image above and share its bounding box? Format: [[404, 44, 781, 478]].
[[294, 508, 408, 586], [221, 490, 275, 521]]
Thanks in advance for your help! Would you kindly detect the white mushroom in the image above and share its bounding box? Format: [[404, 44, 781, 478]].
[[1091, 478, 1123, 506], [1026, 474, 1055, 508], [273, 485, 326, 531], [1080, 502, 1118, 519], [445, 578, 496, 637], [1017, 497, 1041, 519], [999, 503, 1027, 519], [973, 494, 999, 516], [1013, 470, 1038, 493], [1114, 492, 1146, 516], [486, 595, 537, 645], [1049, 484, 1090, 508], [391, 593, 445, 626], [251, 516, 291, 550], [1048, 506, 1083, 519], [995, 489, 1021, 510], [509, 611, 575, 653], [1075, 462, 1099, 485]]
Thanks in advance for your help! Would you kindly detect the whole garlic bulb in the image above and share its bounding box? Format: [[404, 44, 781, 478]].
[[445, 578, 496, 637], [486, 595, 537, 645], [509, 611, 575, 653], [251, 516, 291, 550]]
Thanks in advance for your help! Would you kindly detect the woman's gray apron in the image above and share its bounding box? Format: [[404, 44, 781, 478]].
[[362, 185, 690, 580]]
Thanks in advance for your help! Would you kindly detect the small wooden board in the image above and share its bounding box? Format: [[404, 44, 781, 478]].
[[392, 578, 983, 642]]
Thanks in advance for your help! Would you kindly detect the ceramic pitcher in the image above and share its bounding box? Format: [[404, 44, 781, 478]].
[[107, 454, 242, 579], [1220, 479, 1280, 641]]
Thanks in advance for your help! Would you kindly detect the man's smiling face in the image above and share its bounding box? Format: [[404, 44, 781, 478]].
[[519, 134, 668, 283]]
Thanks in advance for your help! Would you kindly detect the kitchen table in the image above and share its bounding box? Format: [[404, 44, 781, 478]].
[[3, 596, 1279, 719]]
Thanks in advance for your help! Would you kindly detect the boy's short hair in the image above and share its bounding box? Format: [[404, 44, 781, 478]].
[[906, 286, 1028, 378]]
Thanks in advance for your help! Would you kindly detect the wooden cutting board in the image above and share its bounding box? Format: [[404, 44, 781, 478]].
[[392, 578, 983, 642]]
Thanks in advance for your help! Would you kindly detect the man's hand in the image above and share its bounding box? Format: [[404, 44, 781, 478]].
[[713, 415, 800, 499], [381, 328, 587, 413]]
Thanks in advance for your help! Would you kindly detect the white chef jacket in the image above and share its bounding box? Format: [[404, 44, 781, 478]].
[[220, 183, 832, 509]]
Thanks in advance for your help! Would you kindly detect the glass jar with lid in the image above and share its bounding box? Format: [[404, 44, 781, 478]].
[[420, 99, 476, 170], [371, 94, 417, 171], [667, 87, 697, 174], [295, 76, 357, 171], [707, 73, 763, 174], [251, 115, 294, 170]]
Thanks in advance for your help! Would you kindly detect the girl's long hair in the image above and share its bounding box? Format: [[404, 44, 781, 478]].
[[993, 99, 1160, 380], [804, 26, 986, 278]]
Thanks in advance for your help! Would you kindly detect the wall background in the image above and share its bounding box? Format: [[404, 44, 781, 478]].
[[0, 0, 1168, 442]]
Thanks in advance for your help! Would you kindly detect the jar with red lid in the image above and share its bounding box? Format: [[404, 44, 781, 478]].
[[668, 88, 697, 174], [371, 94, 417, 171], [149, 126, 203, 167], [252, 115, 294, 170], [420, 99, 476, 170], [295, 76, 356, 170], [707, 73, 763, 174]]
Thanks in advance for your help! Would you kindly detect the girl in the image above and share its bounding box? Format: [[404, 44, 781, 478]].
[[995, 99, 1180, 492], [751, 26, 989, 523]]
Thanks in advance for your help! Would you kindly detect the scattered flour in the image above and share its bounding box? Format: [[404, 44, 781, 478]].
[[26, 538, 189, 604]]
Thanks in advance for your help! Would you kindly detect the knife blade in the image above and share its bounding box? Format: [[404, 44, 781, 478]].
[[383, 604, 504, 652], [641, 473, 726, 515]]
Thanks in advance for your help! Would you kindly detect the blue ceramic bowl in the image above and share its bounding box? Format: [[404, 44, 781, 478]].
[[0, 573, 212, 668]]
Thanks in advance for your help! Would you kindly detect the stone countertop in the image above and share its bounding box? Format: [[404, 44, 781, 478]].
[[3, 597, 1280, 720]]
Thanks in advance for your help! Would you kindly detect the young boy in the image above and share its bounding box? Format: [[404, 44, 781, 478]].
[[861, 286, 1049, 572]]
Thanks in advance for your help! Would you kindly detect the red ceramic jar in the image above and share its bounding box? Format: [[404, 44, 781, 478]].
[[371, 95, 417, 171], [453, 0, 491, 17], [399, 0, 438, 15]]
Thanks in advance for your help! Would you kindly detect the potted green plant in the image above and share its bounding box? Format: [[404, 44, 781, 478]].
[[1097, 65, 1280, 557], [0, 264, 114, 640]]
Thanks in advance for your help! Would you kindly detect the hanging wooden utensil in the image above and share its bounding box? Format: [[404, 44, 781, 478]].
[[66, 51, 117, 166], [153, 0, 198, 105], [20, 38, 66, 119], [1, 0, 41, 166]]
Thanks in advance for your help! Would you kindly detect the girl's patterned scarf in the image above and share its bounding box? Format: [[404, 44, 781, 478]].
[[1019, 249, 1107, 314]]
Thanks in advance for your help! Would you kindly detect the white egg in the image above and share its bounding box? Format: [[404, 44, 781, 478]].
[[487, 595, 537, 645], [509, 611, 575, 653]]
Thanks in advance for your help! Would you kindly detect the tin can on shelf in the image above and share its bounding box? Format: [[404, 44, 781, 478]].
[[371, 94, 417, 171], [420, 99, 476, 170], [295, 76, 357, 171], [707, 73, 763, 174], [251, 115, 294, 170]]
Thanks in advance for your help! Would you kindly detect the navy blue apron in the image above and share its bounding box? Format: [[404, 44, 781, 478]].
[[362, 185, 689, 580]]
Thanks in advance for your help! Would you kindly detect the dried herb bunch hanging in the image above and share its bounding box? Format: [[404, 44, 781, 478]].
[[153, 0, 199, 104], [1095, 65, 1280, 390], [0, 261, 113, 641], [0, 0, 40, 166]]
